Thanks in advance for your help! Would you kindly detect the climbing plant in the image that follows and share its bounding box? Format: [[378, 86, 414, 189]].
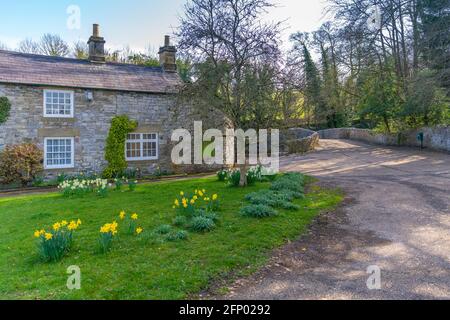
[[0, 97, 11, 125], [103, 115, 138, 179]]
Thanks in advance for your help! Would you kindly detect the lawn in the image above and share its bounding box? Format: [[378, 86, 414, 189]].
[[0, 175, 343, 300]]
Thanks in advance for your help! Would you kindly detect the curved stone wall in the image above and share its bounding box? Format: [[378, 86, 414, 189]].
[[318, 126, 450, 153], [281, 128, 320, 154]]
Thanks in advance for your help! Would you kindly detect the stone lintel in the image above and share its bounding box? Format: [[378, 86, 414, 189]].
[[38, 128, 80, 138]]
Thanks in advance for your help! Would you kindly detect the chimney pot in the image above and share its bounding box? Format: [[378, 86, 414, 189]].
[[93, 24, 100, 37], [159, 35, 177, 72], [88, 24, 106, 63]]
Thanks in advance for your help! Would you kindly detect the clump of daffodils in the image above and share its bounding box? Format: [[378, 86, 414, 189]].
[[34, 219, 82, 262], [173, 189, 220, 215], [98, 221, 118, 253], [119, 211, 141, 235], [58, 178, 109, 197]]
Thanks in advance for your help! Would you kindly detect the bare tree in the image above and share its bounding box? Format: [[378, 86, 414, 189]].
[[177, 0, 283, 186], [39, 34, 69, 57], [17, 38, 40, 54], [72, 41, 89, 59]]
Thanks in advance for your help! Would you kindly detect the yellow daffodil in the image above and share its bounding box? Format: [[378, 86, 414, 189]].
[[53, 222, 61, 231], [212, 194, 218, 201], [40, 229, 45, 236], [45, 233, 53, 241], [202, 189, 206, 193], [195, 189, 198, 194], [61, 220, 68, 227], [174, 199, 180, 207], [34, 230, 41, 238], [193, 195, 198, 201], [119, 211, 126, 220], [180, 191, 184, 196], [136, 227, 143, 235], [198, 191, 204, 197], [131, 213, 138, 220], [77, 219, 82, 226], [183, 203, 188, 208], [190, 199, 195, 205]]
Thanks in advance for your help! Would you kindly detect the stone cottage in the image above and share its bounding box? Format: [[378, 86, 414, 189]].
[[0, 24, 200, 177]]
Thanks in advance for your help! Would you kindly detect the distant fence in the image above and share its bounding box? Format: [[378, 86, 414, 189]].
[[280, 128, 320, 154], [318, 126, 450, 153]]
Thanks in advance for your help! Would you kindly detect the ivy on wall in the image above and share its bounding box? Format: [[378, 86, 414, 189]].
[[103, 115, 138, 179], [0, 97, 11, 125]]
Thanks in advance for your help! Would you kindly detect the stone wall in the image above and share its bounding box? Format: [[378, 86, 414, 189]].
[[318, 127, 450, 152], [0, 83, 218, 177], [281, 128, 320, 154]]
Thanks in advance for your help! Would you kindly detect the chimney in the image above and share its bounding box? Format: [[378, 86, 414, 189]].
[[158, 35, 177, 72], [87, 24, 106, 63]]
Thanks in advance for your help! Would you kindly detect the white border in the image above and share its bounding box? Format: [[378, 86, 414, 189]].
[[43, 89, 74, 118], [44, 137, 75, 169], [125, 133, 159, 161]]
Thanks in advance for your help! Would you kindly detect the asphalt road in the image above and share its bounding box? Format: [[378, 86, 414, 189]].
[[222, 139, 450, 300]]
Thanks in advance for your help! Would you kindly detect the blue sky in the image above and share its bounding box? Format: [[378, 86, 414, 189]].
[[0, 0, 329, 54]]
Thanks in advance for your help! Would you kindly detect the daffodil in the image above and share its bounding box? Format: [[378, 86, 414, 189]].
[[136, 227, 143, 235], [119, 211, 126, 220], [61, 220, 68, 227], [174, 199, 180, 207], [212, 194, 218, 201], [190, 199, 195, 205], [193, 195, 198, 201], [180, 191, 184, 196], [53, 222, 61, 231], [45, 233, 53, 241], [34, 230, 41, 238], [198, 191, 204, 197], [131, 213, 138, 220]]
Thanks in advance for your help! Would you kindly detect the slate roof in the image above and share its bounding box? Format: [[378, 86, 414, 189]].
[[0, 50, 180, 94]]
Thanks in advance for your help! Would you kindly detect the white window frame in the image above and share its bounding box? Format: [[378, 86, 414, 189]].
[[125, 133, 159, 161], [43, 89, 74, 118], [44, 137, 75, 169]]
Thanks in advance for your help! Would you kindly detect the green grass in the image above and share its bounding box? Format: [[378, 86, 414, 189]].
[[0, 176, 343, 300]]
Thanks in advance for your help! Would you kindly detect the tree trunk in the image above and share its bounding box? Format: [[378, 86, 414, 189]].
[[239, 164, 248, 187]]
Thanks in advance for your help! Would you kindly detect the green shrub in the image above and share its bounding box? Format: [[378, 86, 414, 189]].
[[271, 173, 305, 193], [127, 180, 137, 191], [245, 190, 299, 209], [103, 115, 138, 179], [173, 216, 188, 227], [0, 96, 11, 125], [246, 166, 263, 185], [217, 169, 228, 182], [240, 204, 278, 218], [190, 216, 216, 233], [114, 177, 124, 191], [165, 230, 189, 242], [227, 169, 241, 187], [154, 224, 172, 235], [32, 176, 45, 187], [195, 209, 220, 223]]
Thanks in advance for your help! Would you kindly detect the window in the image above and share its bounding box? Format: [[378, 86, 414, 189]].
[[125, 133, 158, 161], [43, 90, 74, 118], [44, 138, 74, 169]]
